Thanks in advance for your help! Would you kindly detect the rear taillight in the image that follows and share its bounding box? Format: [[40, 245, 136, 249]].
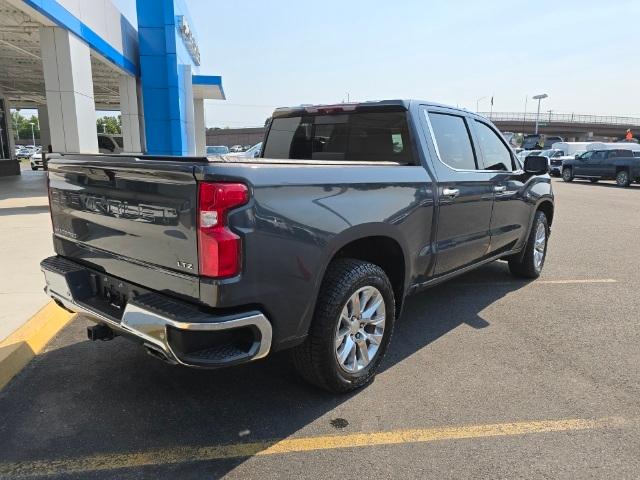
[[197, 182, 249, 278]]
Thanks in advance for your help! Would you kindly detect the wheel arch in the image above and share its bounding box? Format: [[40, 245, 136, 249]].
[[536, 199, 554, 226], [317, 225, 410, 320]]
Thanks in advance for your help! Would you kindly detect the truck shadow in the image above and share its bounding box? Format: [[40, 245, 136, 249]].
[[0, 262, 530, 479]]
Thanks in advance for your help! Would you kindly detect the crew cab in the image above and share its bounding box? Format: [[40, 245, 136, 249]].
[[41, 100, 554, 393], [561, 149, 640, 187]]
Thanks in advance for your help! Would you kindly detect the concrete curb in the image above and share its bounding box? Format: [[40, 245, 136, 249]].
[[0, 302, 74, 391]]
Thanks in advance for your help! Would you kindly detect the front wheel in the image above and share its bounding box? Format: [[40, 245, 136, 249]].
[[616, 170, 631, 187], [292, 259, 395, 393], [562, 168, 573, 182], [509, 210, 549, 279], [30, 166, 37, 171]]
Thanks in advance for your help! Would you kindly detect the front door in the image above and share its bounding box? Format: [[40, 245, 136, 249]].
[[573, 151, 593, 176], [585, 151, 606, 177], [421, 107, 494, 275], [470, 119, 528, 254]]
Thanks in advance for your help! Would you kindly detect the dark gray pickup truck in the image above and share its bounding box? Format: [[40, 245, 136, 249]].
[[41, 100, 554, 392], [561, 148, 640, 187]]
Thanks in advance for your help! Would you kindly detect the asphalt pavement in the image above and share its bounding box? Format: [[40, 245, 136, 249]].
[[1, 178, 639, 479]]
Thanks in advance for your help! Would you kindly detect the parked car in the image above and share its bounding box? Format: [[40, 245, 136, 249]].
[[29, 148, 44, 170], [501, 131, 516, 146], [562, 149, 640, 187], [41, 100, 554, 393], [16, 147, 34, 159], [517, 149, 541, 163], [97, 134, 124, 154], [537, 149, 565, 176], [586, 142, 640, 152], [228, 142, 262, 158], [551, 142, 593, 157], [206, 145, 230, 155], [521, 135, 564, 150]]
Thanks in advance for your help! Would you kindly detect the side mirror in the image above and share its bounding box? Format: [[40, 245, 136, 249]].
[[524, 156, 549, 175]]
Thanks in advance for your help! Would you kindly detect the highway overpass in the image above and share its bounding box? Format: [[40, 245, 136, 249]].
[[479, 112, 640, 141]]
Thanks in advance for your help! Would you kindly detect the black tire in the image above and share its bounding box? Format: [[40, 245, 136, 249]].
[[562, 167, 573, 182], [291, 259, 396, 393], [589, 178, 599, 183], [508, 210, 549, 279], [31, 166, 37, 171], [616, 170, 631, 187]]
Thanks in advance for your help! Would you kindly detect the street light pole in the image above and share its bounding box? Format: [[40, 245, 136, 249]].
[[533, 94, 548, 135], [29, 122, 35, 146]]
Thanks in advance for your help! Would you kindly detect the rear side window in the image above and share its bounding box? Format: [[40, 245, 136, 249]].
[[428, 112, 477, 170], [474, 121, 514, 171], [262, 112, 414, 164]]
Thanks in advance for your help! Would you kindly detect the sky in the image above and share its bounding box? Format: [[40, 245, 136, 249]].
[[114, 0, 640, 128]]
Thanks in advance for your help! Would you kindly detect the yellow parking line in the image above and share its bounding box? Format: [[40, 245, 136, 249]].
[[455, 278, 617, 287], [0, 417, 625, 478], [538, 279, 617, 285], [0, 302, 74, 391]]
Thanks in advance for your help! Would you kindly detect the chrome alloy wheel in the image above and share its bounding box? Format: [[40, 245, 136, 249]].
[[533, 221, 547, 271], [334, 286, 386, 373]]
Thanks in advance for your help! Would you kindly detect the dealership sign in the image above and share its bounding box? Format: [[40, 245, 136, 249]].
[[177, 16, 201, 66]]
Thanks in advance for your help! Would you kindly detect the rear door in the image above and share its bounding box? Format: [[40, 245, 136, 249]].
[[470, 119, 528, 254], [421, 107, 494, 275]]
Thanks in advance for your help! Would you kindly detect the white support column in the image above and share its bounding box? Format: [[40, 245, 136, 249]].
[[37, 105, 51, 151], [119, 75, 143, 154], [193, 98, 206, 156], [40, 27, 98, 154], [182, 66, 196, 155]]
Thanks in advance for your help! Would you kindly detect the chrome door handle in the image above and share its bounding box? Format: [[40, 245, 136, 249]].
[[442, 187, 460, 198], [494, 185, 507, 193]]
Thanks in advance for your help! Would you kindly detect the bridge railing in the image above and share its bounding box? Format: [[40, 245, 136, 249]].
[[478, 112, 640, 127]]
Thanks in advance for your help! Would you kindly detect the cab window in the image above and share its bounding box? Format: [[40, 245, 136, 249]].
[[474, 121, 514, 171], [427, 112, 477, 170]]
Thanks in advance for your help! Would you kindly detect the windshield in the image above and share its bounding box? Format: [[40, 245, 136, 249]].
[[263, 112, 414, 163], [206, 146, 230, 155]]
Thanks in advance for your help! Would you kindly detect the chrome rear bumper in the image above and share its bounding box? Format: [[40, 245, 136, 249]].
[[41, 256, 272, 367]]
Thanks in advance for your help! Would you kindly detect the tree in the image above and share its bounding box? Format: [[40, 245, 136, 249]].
[[96, 115, 122, 134], [11, 111, 40, 141]]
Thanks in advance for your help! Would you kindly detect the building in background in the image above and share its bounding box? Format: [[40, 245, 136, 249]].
[[0, 0, 224, 176]]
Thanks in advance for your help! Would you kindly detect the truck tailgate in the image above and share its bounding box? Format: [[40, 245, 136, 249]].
[[47, 156, 203, 285]]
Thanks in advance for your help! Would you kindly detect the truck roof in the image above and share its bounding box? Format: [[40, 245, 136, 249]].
[[271, 99, 472, 118]]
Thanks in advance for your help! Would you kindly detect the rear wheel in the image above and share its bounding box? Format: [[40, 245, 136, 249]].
[[616, 170, 631, 187], [509, 210, 549, 279], [292, 259, 395, 393], [562, 167, 573, 182], [30, 165, 37, 171]]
